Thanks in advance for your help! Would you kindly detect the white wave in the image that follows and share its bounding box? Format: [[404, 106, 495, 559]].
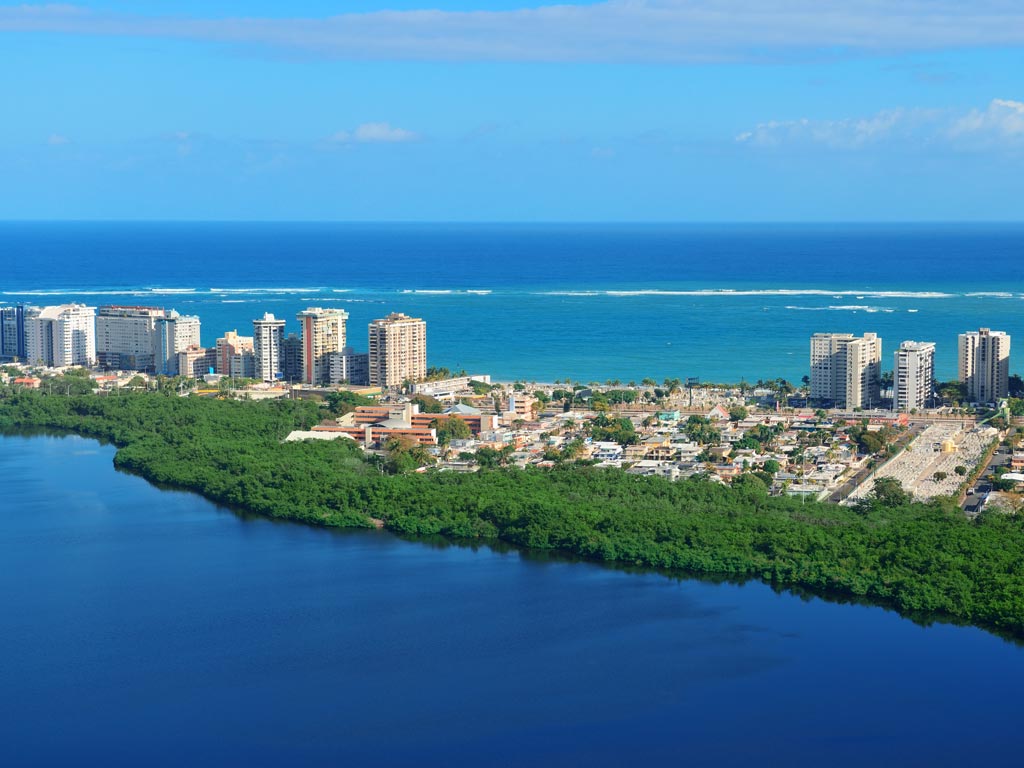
[[221, 299, 248, 304], [466, 290, 492, 295], [542, 288, 956, 298], [784, 304, 895, 312], [3, 289, 139, 296], [210, 287, 326, 294], [965, 292, 1015, 298]]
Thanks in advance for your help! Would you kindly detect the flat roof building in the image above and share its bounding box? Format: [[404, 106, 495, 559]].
[[893, 341, 935, 413], [959, 328, 1011, 403], [368, 312, 426, 389], [297, 308, 348, 386], [253, 313, 285, 382], [26, 304, 96, 368], [810, 332, 881, 409]]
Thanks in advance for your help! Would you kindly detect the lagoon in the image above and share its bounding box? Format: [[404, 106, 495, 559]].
[[1, 432, 1022, 766]]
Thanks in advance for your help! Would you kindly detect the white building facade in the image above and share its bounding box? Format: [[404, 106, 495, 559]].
[[893, 340, 935, 412], [25, 304, 96, 368], [253, 313, 285, 382]]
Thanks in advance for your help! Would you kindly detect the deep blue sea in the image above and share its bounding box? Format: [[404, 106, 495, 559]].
[[2, 433, 1023, 766], [2, 222, 1023, 381]]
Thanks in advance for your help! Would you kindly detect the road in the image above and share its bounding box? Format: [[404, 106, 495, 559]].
[[963, 441, 1011, 516]]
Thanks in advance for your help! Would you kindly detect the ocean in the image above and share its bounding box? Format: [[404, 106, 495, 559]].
[[3, 222, 1023, 382]]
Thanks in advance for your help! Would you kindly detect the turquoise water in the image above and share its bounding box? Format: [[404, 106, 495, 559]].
[[2, 433, 1023, 766], [2, 222, 1023, 381]]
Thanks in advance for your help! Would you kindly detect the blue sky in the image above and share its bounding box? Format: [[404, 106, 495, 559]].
[[1, 1, 1023, 221]]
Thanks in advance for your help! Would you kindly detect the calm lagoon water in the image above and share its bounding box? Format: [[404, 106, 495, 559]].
[[1, 432, 1023, 766]]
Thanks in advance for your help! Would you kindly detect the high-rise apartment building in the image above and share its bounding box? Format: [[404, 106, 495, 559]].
[[282, 333, 303, 383], [155, 312, 201, 376], [893, 341, 935, 412], [297, 308, 348, 386], [253, 313, 285, 382], [368, 312, 427, 389], [958, 328, 1011, 403], [809, 332, 881, 409], [96, 305, 165, 371], [328, 347, 370, 386], [0, 304, 26, 360], [215, 330, 255, 378], [25, 304, 96, 368]]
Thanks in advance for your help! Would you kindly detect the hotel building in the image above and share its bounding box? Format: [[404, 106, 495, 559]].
[[96, 305, 165, 371]]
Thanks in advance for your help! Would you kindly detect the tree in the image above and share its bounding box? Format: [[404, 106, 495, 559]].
[[430, 416, 472, 445], [871, 477, 912, 507], [326, 390, 374, 416], [728, 405, 748, 422], [933, 471, 948, 482], [763, 459, 781, 475], [383, 436, 434, 474], [411, 394, 444, 414]]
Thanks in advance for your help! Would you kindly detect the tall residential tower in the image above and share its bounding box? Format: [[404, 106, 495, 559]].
[[810, 332, 881, 409], [297, 308, 348, 386], [893, 341, 935, 412], [958, 328, 1011, 403], [253, 313, 285, 382], [368, 312, 427, 389]]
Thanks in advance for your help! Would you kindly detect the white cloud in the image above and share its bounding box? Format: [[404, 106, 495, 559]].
[[949, 99, 1024, 143], [47, 133, 70, 145], [330, 122, 419, 144], [3, 2, 1024, 63], [737, 99, 1024, 151]]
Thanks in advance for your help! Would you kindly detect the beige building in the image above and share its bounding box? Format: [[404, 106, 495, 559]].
[[177, 345, 217, 379], [297, 307, 348, 386], [810, 332, 881, 409], [215, 330, 255, 378], [958, 328, 1011, 403], [368, 312, 426, 389], [893, 341, 935, 412]]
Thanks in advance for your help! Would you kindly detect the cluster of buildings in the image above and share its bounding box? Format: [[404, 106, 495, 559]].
[[810, 327, 1012, 410], [0, 302, 428, 389]]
